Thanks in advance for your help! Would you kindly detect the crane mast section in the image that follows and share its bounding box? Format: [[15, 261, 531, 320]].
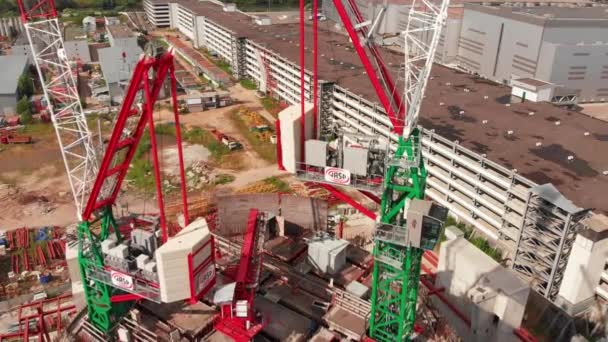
[[20, 13, 98, 220], [402, 0, 449, 138]]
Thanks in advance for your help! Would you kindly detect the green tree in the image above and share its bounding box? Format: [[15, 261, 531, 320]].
[[17, 73, 34, 98], [16, 96, 33, 124]]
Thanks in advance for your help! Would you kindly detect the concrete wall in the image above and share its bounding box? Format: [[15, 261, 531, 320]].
[[437, 18, 463, 64], [0, 94, 17, 115], [557, 227, 608, 312], [279, 103, 314, 173], [436, 236, 530, 342], [537, 42, 608, 102], [457, 7, 544, 83], [64, 40, 92, 63]]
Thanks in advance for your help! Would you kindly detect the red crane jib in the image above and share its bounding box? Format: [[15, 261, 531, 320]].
[[215, 209, 266, 342], [82, 53, 173, 221]]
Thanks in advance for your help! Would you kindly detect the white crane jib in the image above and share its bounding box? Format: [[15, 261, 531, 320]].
[[19, 6, 98, 220]]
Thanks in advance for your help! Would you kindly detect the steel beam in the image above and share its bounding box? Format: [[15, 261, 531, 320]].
[[318, 183, 377, 220]]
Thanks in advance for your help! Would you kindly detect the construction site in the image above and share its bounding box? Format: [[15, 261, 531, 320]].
[[0, 0, 607, 340]]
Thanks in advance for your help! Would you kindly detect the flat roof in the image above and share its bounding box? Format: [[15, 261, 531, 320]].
[[509, 5, 608, 20], [578, 214, 608, 241], [179, 0, 608, 214], [64, 26, 87, 41], [107, 24, 135, 39], [465, 4, 608, 26], [514, 77, 552, 88]]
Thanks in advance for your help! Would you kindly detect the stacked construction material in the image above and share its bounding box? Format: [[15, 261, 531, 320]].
[[155, 218, 215, 303]]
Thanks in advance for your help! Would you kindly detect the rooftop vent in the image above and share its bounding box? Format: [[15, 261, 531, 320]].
[[223, 3, 237, 12]]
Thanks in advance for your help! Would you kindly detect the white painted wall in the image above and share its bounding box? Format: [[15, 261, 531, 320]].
[[278, 102, 314, 173], [558, 227, 608, 307], [436, 236, 530, 342]]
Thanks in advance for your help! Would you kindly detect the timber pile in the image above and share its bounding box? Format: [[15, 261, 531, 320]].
[[236, 181, 281, 194], [165, 195, 215, 223]]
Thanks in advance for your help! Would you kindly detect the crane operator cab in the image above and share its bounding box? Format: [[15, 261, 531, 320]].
[[296, 130, 388, 193]]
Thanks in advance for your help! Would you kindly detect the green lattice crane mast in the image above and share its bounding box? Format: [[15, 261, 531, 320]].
[[330, 0, 449, 340], [369, 0, 450, 340]]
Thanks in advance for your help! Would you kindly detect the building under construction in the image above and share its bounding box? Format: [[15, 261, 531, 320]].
[[6, 0, 608, 340], [142, 0, 608, 308]]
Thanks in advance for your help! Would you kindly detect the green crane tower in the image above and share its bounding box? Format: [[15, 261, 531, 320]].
[[369, 131, 430, 341]]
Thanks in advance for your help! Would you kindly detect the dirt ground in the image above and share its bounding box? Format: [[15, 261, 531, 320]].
[[1, 74, 286, 230]]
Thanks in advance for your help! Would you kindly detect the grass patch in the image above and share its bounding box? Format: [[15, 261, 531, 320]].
[[19, 122, 54, 137], [263, 176, 292, 193], [229, 109, 277, 163], [215, 59, 232, 75], [183, 127, 231, 162], [214, 174, 235, 185], [156, 124, 244, 169], [126, 132, 154, 192], [260, 96, 282, 117], [239, 78, 258, 90], [441, 216, 503, 262]]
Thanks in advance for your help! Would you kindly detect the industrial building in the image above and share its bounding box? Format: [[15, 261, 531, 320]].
[[147, 0, 608, 307], [0, 55, 29, 115], [98, 24, 143, 102], [321, 1, 608, 103], [143, 0, 171, 27], [457, 4, 608, 103]]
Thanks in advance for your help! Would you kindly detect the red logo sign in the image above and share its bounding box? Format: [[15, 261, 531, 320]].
[[110, 270, 134, 290], [324, 167, 351, 185]]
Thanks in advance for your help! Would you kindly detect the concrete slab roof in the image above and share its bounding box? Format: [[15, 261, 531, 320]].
[[107, 24, 135, 39], [178, 0, 608, 214], [64, 26, 87, 41]]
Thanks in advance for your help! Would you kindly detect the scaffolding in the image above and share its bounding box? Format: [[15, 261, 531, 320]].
[[512, 184, 589, 301]]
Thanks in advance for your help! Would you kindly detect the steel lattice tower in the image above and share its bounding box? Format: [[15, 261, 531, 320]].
[[17, 0, 98, 220]]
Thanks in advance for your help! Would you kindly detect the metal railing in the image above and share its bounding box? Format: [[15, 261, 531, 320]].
[[87, 264, 161, 302], [374, 222, 410, 247], [294, 163, 384, 194]]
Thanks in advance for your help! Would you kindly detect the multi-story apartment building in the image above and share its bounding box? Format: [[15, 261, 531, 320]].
[[144, 0, 171, 27]]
